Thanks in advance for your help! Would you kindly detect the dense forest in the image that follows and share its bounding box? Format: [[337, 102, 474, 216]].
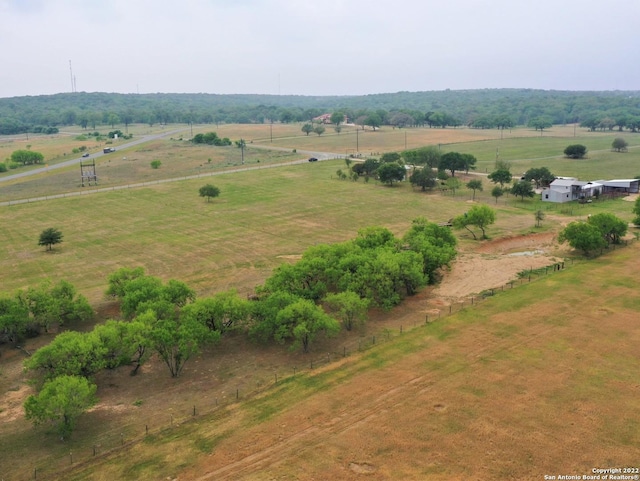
[[1, 89, 640, 135]]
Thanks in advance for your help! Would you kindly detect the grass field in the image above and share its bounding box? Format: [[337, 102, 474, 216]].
[[1, 124, 639, 480]]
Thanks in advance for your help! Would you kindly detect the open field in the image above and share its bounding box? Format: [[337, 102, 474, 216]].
[[1, 126, 639, 480]]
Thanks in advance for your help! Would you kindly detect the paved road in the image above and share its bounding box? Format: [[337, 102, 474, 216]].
[[0, 128, 189, 184]]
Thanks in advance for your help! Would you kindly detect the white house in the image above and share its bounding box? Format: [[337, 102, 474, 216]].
[[541, 178, 586, 203]]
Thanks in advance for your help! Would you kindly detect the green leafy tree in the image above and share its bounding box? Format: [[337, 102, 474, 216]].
[[0, 295, 31, 348], [528, 117, 553, 131], [199, 184, 220, 202], [523, 167, 555, 188], [612, 138, 628, 152], [323, 292, 369, 331], [402, 146, 441, 168], [364, 113, 382, 130], [453, 205, 496, 240], [564, 144, 587, 159], [380, 152, 402, 163], [301, 123, 313, 136], [24, 375, 97, 439], [491, 186, 504, 204], [313, 125, 326, 136], [535, 210, 545, 227], [24, 331, 106, 383], [511, 180, 536, 200], [445, 177, 462, 195], [150, 160, 161, 169], [38, 227, 63, 251], [466, 179, 483, 200], [402, 217, 457, 284], [410, 168, 437, 191], [330, 111, 345, 126], [558, 222, 607, 255], [439, 152, 466, 177], [11, 149, 44, 165], [587, 213, 627, 245], [23, 280, 93, 332], [180, 290, 250, 334], [274, 298, 339, 353], [145, 308, 216, 377], [376, 162, 406, 185], [488, 169, 512, 187], [106, 266, 146, 299]]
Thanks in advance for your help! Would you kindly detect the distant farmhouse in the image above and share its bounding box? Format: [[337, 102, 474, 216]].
[[313, 113, 349, 124], [541, 177, 639, 203]]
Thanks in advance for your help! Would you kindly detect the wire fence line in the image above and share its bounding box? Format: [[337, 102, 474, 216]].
[[9, 247, 622, 481]]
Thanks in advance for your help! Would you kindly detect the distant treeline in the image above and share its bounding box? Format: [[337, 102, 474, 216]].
[[1, 89, 640, 135]]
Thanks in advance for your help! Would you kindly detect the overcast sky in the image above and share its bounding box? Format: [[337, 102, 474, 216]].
[[1, 0, 638, 99]]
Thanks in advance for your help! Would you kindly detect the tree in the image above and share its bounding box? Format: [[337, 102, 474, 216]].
[[23, 280, 93, 333], [523, 167, 555, 188], [587, 213, 627, 245], [558, 222, 607, 256], [488, 169, 512, 187], [324, 292, 369, 331], [274, 298, 339, 353], [11, 149, 44, 165], [199, 184, 220, 202], [376, 163, 406, 186], [313, 125, 326, 136], [146, 308, 216, 377], [330, 111, 345, 126], [453, 205, 496, 240], [510, 180, 535, 201], [410, 168, 437, 191], [564, 144, 587, 159], [301, 123, 313, 136], [402, 217, 457, 283], [106, 266, 146, 299], [402, 146, 441, 168], [535, 210, 545, 228], [491, 186, 504, 204], [38, 228, 63, 251], [150, 160, 161, 169], [24, 375, 97, 439], [528, 117, 552, 131], [0, 295, 30, 348], [439, 152, 466, 177], [612, 137, 628, 152], [445, 177, 462, 195], [24, 331, 106, 383], [380, 152, 402, 163], [466, 179, 483, 200], [364, 113, 382, 130]]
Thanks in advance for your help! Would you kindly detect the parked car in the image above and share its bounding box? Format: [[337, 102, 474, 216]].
[[308, 157, 318, 162]]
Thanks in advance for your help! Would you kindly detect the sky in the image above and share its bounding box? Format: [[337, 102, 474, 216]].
[[1, 0, 638, 98]]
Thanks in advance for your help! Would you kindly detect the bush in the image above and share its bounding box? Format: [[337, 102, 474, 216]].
[[150, 160, 162, 169], [0, 163, 7, 173], [564, 144, 587, 159]]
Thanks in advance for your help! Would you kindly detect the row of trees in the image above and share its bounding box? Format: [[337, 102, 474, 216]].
[[3, 90, 640, 135], [558, 213, 628, 255]]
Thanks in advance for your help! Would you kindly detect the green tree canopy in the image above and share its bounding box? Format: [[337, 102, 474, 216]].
[[11, 149, 44, 165], [453, 204, 496, 240], [376, 162, 406, 185], [323, 291, 369, 332], [510, 180, 536, 200], [488, 169, 512, 187], [466, 179, 483, 200], [24, 375, 97, 439], [523, 167, 555, 188], [564, 144, 587, 159], [301, 123, 313, 136], [38, 227, 63, 251], [275, 298, 340, 353], [199, 184, 221, 202], [587, 213, 627, 245], [491, 186, 504, 204], [558, 222, 607, 255], [611, 137, 628, 152], [410, 168, 437, 191]]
